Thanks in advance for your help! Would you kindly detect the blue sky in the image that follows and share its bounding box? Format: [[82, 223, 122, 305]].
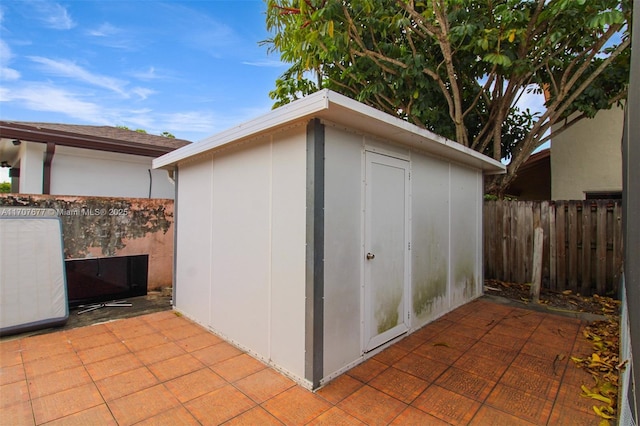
[[0, 0, 286, 143]]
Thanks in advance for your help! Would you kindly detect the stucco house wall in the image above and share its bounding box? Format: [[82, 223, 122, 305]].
[[551, 107, 623, 200]]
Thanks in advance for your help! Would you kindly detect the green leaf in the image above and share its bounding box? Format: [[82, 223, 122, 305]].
[[483, 53, 512, 67]]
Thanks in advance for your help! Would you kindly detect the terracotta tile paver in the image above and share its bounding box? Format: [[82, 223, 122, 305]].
[[191, 341, 243, 366], [316, 374, 363, 405], [0, 299, 607, 425], [185, 384, 256, 425], [108, 383, 181, 425], [307, 406, 365, 425], [211, 353, 267, 382], [469, 405, 538, 426], [434, 367, 496, 403], [263, 386, 332, 425], [234, 368, 296, 403], [76, 341, 130, 364], [485, 383, 554, 425], [412, 384, 481, 425], [31, 382, 104, 424], [94, 366, 159, 401], [338, 385, 407, 425], [27, 365, 93, 399], [164, 368, 228, 403], [134, 406, 200, 426], [368, 367, 429, 404], [4, 400, 36, 425], [393, 351, 449, 383], [42, 404, 117, 426], [23, 352, 83, 378], [84, 352, 143, 381], [224, 406, 285, 425], [1, 379, 30, 408], [346, 358, 388, 383], [0, 363, 25, 386], [176, 331, 223, 352], [147, 352, 205, 382], [390, 406, 450, 425], [134, 341, 186, 365]]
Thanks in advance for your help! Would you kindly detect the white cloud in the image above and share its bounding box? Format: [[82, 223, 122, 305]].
[[0, 39, 13, 61], [2, 83, 107, 123], [0, 40, 20, 80], [0, 67, 20, 81], [29, 56, 130, 97], [130, 66, 172, 81], [162, 111, 217, 135], [30, 1, 75, 30], [87, 22, 120, 37], [242, 60, 287, 68], [85, 22, 136, 49], [131, 87, 156, 100], [0, 86, 10, 102]]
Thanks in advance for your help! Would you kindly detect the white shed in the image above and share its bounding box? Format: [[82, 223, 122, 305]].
[[153, 89, 505, 389]]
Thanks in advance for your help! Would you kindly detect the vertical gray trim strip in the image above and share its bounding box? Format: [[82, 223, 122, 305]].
[[623, 2, 640, 418], [305, 118, 324, 389], [172, 166, 178, 307]]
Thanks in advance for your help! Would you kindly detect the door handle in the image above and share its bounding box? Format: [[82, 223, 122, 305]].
[[366, 253, 375, 260]]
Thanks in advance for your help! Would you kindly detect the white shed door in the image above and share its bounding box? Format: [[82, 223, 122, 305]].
[[364, 151, 410, 352]]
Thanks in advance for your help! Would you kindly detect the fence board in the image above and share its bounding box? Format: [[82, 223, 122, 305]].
[[567, 202, 579, 292], [556, 204, 567, 289], [581, 203, 592, 295], [501, 201, 509, 281], [596, 201, 608, 294], [613, 202, 623, 294], [540, 202, 550, 287], [549, 203, 557, 291], [484, 199, 622, 296]]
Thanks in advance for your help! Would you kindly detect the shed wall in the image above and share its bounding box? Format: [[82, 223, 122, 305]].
[[174, 126, 307, 380], [175, 156, 214, 325], [323, 127, 365, 378], [321, 124, 484, 383]]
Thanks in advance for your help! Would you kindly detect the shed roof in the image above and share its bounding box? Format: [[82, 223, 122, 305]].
[[153, 89, 505, 174], [0, 121, 191, 157]]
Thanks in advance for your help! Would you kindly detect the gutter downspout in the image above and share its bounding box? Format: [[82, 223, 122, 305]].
[[43, 142, 55, 195], [172, 165, 178, 307]]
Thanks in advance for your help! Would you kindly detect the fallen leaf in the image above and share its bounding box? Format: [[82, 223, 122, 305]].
[[593, 406, 614, 419]]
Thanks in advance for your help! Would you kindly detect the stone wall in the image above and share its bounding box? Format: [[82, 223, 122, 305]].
[[0, 194, 174, 290]]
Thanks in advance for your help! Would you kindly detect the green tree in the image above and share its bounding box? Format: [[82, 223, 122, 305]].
[[264, 0, 630, 196], [0, 182, 11, 193], [117, 126, 175, 138]]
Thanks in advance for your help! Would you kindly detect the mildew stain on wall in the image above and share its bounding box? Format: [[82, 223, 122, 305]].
[[0, 195, 172, 258]]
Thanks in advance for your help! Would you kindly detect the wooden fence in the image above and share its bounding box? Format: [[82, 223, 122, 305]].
[[484, 200, 623, 296]]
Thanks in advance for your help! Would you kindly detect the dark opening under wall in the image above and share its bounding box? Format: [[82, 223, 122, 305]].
[[65, 255, 148, 307]]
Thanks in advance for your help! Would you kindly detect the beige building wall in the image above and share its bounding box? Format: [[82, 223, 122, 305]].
[[551, 106, 624, 200]]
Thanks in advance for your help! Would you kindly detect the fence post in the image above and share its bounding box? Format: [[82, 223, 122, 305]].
[[531, 227, 544, 303]]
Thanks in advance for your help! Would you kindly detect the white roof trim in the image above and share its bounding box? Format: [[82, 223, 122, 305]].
[[153, 89, 505, 174]]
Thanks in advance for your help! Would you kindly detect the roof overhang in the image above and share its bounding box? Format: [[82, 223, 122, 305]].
[[153, 89, 506, 175], [0, 122, 182, 158]]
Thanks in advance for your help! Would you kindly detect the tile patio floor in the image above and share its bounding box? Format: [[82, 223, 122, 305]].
[[1, 297, 604, 425]]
